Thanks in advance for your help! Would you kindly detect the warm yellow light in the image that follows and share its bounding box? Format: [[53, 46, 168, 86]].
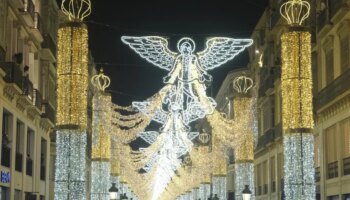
[[56, 23, 88, 129], [281, 31, 313, 131], [280, 0, 310, 26], [61, 0, 92, 22]]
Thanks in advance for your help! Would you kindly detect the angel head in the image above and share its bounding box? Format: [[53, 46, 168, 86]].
[[177, 38, 196, 55]]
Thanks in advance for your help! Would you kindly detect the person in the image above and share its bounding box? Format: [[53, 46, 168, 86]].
[[22, 65, 29, 95]]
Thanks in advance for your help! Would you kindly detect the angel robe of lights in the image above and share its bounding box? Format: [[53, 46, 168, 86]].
[[121, 36, 253, 199]]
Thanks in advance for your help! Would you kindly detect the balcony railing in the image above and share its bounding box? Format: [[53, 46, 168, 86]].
[[33, 12, 41, 31], [42, 34, 57, 57], [315, 69, 350, 110], [41, 102, 55, 124], [33, 89, 43, 111], [24, 0, 35, 20], [264, 184, 268, 194], [0, 62, 23, 89], [271, 181, 276, 193], [327, 161, 338, 179], [344, 157, 350, 176]]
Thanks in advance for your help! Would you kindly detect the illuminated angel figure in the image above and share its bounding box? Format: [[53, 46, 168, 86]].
[[122, 36, 253, 125]]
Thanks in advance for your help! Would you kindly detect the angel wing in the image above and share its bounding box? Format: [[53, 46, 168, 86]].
[[121, 36, 178, 71], [197, 37, 253, 70]]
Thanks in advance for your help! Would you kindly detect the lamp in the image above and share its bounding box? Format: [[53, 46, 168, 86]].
[[109, 183, 118, 200], [242, 185, 252, 200]]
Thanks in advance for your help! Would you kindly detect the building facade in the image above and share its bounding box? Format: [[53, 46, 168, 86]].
[[249, 0, 350, 200], [0, 0, 58, 200]]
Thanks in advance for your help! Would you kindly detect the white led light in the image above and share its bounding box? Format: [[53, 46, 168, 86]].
[[119, 36, 252, 197]]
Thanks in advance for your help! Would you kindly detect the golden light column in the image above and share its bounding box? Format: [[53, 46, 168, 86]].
[[280, 0, 315, 199], [54, 0, 91, 199]]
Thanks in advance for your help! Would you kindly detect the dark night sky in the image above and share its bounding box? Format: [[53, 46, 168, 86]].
[[85, 0, 269, 105]]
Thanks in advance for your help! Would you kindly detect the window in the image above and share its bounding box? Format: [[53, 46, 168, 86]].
[[0, 0, 6, 47], [337, 23, 350, 73], [14, 190, 22, 200], [324, 36, 334, 86], [270, 156, 276, 193], [0, 186, 10, 200], [325, 48, 334, 85], [26, 128, 34, 176], [15, 121, 24, 172], [341, 117, 350, 175], [262, 161, 268, 194], [40, 138, 47, 180], [1, 111, 12, 167], [326, 125, 338, 179], [314, 135, 321, 182]]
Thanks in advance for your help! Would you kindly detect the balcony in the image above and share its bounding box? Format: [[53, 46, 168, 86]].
[[42, 34, 57, 59], [317, 9, 328, 33], [259, 66, 281, 97], [41, 101, 55, 125], [31, 12, 43, 42], [15, 153, 23, 172], [270, 9, 281, 30], [33, 89, 43, 111], [271, 181, 276, 193], [0, 62, 23, 90], [20, 0, 35, 27], [344, 157, 350, 176], [327, 161, 338, 179], [315, 69, 350, 110]]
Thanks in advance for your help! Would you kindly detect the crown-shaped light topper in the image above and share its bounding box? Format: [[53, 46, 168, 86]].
[[280, 0, 311, 26], [61, 0, 91, 22], [233, 76, 254, 94], [91, 68, 111, 92]]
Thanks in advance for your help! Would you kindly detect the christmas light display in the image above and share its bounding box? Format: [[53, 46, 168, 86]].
[[280, 1, 315, 199], [91, 70, 112, 200], [56, 22, 88, 128], [55, 1, 90, 199], [118, 36, 252, 198], [232, 76, 256, 200]]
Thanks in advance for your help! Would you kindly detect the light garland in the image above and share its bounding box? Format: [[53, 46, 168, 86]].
[[54, 130, 87, 200], [56, 23, 88, 128]]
